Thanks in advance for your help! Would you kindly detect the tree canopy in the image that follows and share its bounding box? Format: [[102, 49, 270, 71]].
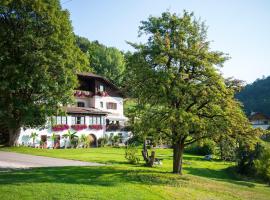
[[126, 11, 256, 174], [236, 76, 270, 116], [0, 0, 88, 145], [75, 36, 126, 87]]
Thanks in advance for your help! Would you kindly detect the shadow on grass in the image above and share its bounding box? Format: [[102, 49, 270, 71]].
[[0, 166, 184, 187], [0, 164, 257, 189], [185, 166, 256, 188]]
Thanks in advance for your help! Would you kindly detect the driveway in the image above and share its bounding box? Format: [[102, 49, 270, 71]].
[[0, 151, 104, 169]]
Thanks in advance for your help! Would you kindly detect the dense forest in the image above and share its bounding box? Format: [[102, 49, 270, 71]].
[[236, 76, 270, 116]]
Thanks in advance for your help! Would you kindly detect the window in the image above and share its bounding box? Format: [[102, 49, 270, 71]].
[[106, 102, 117, 110], [77, 102, 85, 107], [89, 116, 102, 125], [99, 84, 104, 92], [71, 116, 85, 125], [100, 101, 103, 108], [52, 116, 67, 125]]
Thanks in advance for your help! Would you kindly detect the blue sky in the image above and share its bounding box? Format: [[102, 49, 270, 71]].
[[61, 0, 270, 83]]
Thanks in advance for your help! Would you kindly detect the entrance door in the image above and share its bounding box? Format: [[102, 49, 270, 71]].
[[88, 134, 97, 147], [54, 135, 61, 149], [41, 135, 47, 148]]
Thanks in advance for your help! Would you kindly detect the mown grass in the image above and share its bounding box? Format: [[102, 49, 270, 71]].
[[0, 146, 269, 200]]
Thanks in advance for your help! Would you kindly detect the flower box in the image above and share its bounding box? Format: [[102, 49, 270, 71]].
[[96, 91, 108, 97], [74, 90, 92, 97], [71, 124, 87, 131], [52, 124, 69, 132], [89, 124, 103, 130]]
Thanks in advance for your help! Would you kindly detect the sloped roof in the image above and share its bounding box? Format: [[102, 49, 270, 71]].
[[77, 72, 123, 96], [249, 112, 270, 121], [63, 106, 110, 115]]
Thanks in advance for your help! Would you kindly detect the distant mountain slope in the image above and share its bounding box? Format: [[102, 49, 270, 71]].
[[236, 76, 270, 116]]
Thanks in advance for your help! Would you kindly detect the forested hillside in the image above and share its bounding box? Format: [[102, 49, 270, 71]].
[[236, 76, 270, 116]]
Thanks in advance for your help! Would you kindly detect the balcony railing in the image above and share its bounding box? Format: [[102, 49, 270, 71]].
[[106, 124, 130, 131]]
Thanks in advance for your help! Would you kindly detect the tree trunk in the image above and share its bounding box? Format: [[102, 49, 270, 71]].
[[8, 127, 21, 146], [173, 140, 185, 174]]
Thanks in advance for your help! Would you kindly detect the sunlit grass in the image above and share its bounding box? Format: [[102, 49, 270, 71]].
[[0, 147, 269, 200]]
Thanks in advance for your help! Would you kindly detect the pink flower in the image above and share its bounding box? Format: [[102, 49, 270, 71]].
[[89, 125, 103, 130], [52, 124, 69, 131], [71, 124, 87, 131]]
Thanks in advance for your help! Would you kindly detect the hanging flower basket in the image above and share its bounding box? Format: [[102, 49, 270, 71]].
[[52, 124, 69, 132], [89, 124, 103, 130], [71, 124, 87, 131]]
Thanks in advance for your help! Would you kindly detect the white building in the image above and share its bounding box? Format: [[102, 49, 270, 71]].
[[18, 72, 130, 148], [249, 112, 270, 130]]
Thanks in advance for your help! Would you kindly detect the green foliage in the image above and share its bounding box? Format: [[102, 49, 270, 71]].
[[75, 35, 91, 53], [125, 144, 140, 164], [79, 134, 88, 148], [236, 143, 262, 175], [217, 137, 237, 161], [0, 0, 89, 145], [254, 147, 270, 184], [75, 37, 126, 87], [30, 132, 38, 146], [236, 76, 270, 116], [185, 140, 216, 156], [98, 136, 109, 147], [63, 130, 78, 148], [126, 11, 255, 173]]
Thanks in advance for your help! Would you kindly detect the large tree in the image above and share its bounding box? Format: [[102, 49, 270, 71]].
[[0, 0, 88, 146], [126, 11, 255, 174]]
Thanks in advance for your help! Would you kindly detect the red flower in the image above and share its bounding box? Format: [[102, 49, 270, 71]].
[[71, 124, 87, 131], [52, 124, 69, 132], [96, 91, 108, 97], [89, 124, 103, 130]]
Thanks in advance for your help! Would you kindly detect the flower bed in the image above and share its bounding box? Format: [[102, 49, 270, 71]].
[[89, 124, 103, 130], [71, 124, 87, 131], [52, 124, 69, 132]]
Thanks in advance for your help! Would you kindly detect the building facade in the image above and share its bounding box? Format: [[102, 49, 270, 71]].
[[249, 112, 270, 130], [17, 72, 129, 148]]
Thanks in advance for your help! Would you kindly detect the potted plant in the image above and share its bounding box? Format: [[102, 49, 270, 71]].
[[63, 130, 78, 148], [30, 132, 38, 147]]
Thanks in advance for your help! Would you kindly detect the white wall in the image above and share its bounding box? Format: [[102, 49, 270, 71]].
[[252, 124, 270, 130], [18, 115, 106, 148], [94, 95, 124, 116]]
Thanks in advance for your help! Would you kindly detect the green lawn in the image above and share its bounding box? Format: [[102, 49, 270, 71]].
[[0, 147, 269, 200]]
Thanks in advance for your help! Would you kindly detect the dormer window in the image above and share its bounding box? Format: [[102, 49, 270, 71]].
[[99, 84, 104, 92], [77, 102, 85, 107]]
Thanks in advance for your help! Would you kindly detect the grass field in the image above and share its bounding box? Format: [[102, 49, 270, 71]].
[[0, 147, 269, 200]]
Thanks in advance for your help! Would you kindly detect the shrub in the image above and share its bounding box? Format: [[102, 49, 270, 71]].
[[98, 136, 109, 147], [236, 143, 262, 175], [125, 144, 140, 164], [185, 140, 216, 156], [255, 147, 270, 184]]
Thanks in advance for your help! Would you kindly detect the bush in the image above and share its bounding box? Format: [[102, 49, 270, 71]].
[[126, 135, 144, 146], [125, 144, 140, 164], [185, 140, 216, 156], [236, 143, 262, 176], [98, 136, 109, 147], [255, 147, 270, 184]]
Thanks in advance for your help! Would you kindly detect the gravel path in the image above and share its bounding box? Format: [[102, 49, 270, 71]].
[[0, 151, 104, 169]]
